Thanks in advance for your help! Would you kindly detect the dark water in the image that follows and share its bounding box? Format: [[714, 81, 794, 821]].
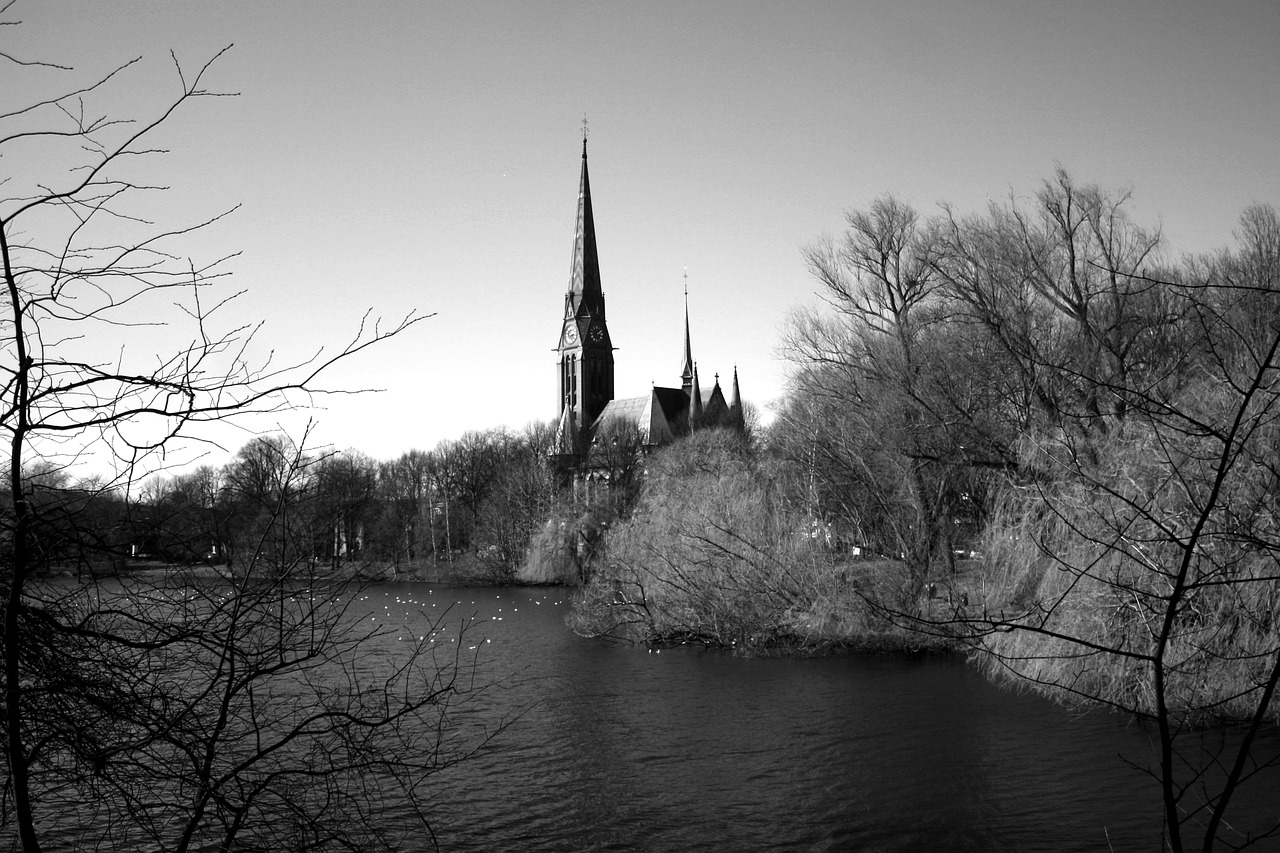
[[360, 584, 1279, 852]]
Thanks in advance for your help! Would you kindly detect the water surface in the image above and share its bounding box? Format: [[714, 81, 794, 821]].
[[360, 584, 1280, 852]]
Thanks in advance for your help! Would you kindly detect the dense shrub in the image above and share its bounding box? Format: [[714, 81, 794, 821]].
[[567, 430, 925, 653]]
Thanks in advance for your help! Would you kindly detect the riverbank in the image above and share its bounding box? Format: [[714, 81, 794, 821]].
[[559, 549, 981, 657], [56, 553, 970, 657], [50, 552, 513, 586]]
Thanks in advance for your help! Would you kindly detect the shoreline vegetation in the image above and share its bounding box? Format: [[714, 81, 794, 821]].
[[521, 423, 1280, 734], [518, 430, 978, 659], [86, 467, 1273, 726]]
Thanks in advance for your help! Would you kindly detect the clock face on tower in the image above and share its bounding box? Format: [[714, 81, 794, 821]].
[[589, 326, 605, 344], [564, 324, 579, 346]]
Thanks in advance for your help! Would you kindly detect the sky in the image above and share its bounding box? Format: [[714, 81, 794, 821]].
[[7, 1, 1280, 471]]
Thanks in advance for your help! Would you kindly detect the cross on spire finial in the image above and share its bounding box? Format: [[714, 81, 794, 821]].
[[581, 114, 589, 151]]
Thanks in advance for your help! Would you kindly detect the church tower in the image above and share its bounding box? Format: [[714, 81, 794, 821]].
[[556, 139, 615, 427]]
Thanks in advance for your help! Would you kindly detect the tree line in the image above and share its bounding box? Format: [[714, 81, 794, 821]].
[[18, 423, 571, 582], [125, 424, 565, 579]]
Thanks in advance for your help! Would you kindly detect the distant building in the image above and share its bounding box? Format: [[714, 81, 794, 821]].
[[551, 140, 743, 471]]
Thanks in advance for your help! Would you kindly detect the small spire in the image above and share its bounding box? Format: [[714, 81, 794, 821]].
[[680, 268, 694, 388], [690, 363, 703, 427]]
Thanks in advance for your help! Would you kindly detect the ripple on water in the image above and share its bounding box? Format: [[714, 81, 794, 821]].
[[143, 581, 1280, 853]]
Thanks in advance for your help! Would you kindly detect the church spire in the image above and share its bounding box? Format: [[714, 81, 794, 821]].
[[680, 268, 693, 393], [567, 139, 604, 320], [556, 136, 615, 428]]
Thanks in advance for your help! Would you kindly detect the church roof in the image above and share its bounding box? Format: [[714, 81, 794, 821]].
[[567, 140, 604, 320], [593, 395, 647, 428], [652, 386, 688, 424], [592, 388, 679, 447], [699, 375, 734, 429]]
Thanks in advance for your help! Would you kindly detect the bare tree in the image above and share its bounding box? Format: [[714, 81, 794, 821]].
[[472, 421, 560, 577], [311, 448, 379, 569], [428, 439, 457, 560], [782, 195, 973, 603], [20, 441, 490, 852], [374, 449, 435, 568], [221, 434, 310, 574], [0, 10, 476, 851], [931, 182, 1279, 850], [780, 175, 1280, 848]]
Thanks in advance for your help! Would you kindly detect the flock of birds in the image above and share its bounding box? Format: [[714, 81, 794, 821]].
[[334, 589, 571, 651]]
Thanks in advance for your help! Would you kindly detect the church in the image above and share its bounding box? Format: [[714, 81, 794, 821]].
[[551, 140, 744, 467]]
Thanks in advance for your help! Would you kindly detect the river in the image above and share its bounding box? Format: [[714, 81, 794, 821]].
[[352, 583, 1279, 852]]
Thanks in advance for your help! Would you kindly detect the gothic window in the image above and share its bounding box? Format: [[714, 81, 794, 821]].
[[570, 355, 578, 408]]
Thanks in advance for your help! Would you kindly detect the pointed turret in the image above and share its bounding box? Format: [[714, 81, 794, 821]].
[[729, 365, 745, 432], [689, 363, 703, 428], [567, 139, 605, 321]]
